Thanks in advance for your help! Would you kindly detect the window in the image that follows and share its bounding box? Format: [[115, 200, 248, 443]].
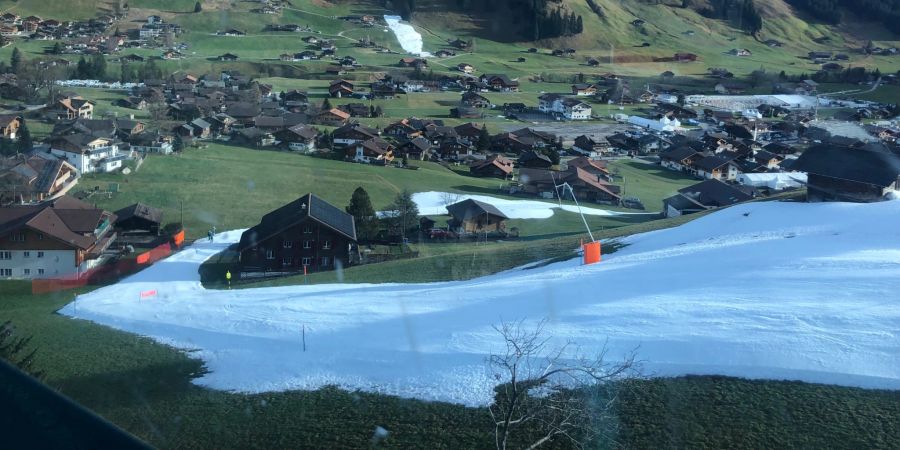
[[321, 256, 330, 267], [23, 251, 30, 258], [10, 233, 25, 242], [37, 233, 43, 240], [303, 225, 312, 234], [322, 240, 331, 250], [265, 249, 275, 260], [303, 240, 312, 249], [37, 269, 44, 275], [301, 257, 311, 266], [0, 268, 10, 276], [282, 256, 292, 266], [283, 240, 293, 249], [37, 252, 44, 258], [0, 251, 10, 260], [23, 269, 30, 275]]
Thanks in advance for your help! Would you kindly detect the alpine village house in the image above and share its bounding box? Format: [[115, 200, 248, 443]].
[[237, 194, 357, 278]]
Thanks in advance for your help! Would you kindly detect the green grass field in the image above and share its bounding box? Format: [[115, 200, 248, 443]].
[[74, 144, 695, 241]]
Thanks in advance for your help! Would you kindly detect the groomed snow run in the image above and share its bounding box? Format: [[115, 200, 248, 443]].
[[59, 201, 900, 406], [384, 15, 430, 56], [412, 191, 643, 219]]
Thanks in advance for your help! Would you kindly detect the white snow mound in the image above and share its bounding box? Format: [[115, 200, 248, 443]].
[[59, 201, 900, 406]]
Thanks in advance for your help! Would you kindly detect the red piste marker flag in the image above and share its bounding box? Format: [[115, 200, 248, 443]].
[[140, 289, 157, 299]]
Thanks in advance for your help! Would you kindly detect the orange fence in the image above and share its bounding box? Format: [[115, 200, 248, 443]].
[[31, 231, 186, 295]]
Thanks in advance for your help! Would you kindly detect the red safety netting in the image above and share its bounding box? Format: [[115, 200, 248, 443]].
[[32, 232, 187, 295]]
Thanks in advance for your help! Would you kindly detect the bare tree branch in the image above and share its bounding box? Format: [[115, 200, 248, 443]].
[[487, 318, 639, 450]]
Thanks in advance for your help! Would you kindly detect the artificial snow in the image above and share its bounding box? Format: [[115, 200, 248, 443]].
[[59, 201, 900, 406], [411, 191, 640, 219], [384, 15, 430, 57]]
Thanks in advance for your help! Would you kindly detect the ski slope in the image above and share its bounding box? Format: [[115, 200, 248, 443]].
[[59, 201, 900, 406]]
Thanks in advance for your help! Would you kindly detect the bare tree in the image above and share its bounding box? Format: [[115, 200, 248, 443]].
[[487, 319, 637, 450], [440, 191, 462, 207]]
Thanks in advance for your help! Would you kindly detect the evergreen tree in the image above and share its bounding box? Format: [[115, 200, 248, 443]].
[[10, 47, 22, 74], [387, 190, 419, 241], [173, 133, 184, 152], [194, 1, 203, 13], [90, 54, 107, 81], [75, 56, 90, 79], [51, 42, 62, 55], [15, 123, 32, 154], [477, 125, 491, 152], [321, 98, 332, 111], [346, 187, 378, 242]]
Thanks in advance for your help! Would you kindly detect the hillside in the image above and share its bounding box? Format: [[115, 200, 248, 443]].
[[60, 199, 900, 405]]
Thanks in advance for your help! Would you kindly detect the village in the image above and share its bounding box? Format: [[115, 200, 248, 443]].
[[0, 10, 897, 281], [0, 0, 899, 448]]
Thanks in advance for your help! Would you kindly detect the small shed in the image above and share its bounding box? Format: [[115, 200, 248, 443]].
[[446, 199, 509, 234], [114, 203, 164, 234]]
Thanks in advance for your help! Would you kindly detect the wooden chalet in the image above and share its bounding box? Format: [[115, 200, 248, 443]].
[[237, 193, 357, 276], [663, 180, 753, 217], [470, 154, 514, 178], [446, 199, 508, 234], [113, 203, 163, 234]]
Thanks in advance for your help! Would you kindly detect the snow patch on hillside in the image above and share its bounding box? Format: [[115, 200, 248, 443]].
[[412, 191, 645, 219], [384, 15, 430, 56], [59, 201, 900, 405]]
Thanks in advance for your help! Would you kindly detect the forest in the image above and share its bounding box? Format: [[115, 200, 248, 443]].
[[384, 0, 584, 40], [785, 0, 900, 34]]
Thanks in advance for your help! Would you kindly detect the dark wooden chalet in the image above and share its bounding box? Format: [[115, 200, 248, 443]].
[[518, 150, 553, 168], [446, 199, 508, 234], [237, 193, 357, 275], [663, 179, 753, 217], [793, 144, 900, 202], [470, 154, 514, 178], [113, 203, 163, 234]]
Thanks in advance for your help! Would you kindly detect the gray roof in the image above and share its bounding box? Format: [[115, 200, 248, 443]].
[[446, 198, 508, 221], [238, 193, 356, 251]]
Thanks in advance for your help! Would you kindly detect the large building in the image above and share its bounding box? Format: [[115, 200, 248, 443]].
[[0, 196, 117, 279], [237, 194, 357, 276]]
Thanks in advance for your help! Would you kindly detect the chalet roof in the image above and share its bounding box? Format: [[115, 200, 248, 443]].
[[0, 155, 70, 195], [694, 155, 736, 172], [238, 193, 356, 251], [114, 202, 163, 225], [793, 144, 900, 187], [0, 196, 113, 250], [566, 156, 609, 174], [659, 146, 699, 162], [675, 180, 753, 207], [285, 124, 318, 140], [519, 150, 552, 164], [446, 199, 508, 221]]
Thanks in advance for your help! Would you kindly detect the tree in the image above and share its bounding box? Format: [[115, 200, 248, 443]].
[[194, 1, 203, 12], [51, 42, 62, 55], [91, 54, 107, 81], [487, 319, 637, 450], [387, 190, 419, 242], [10, 47, 22, 74], [477, 125, 491, 152], [75, 56, 91, 79], [346, 187, 378, 243], [0, 321, 43, 380], [173, 133, 184, 152], [321, 98, 332, 111], [15, 123, 32, 154]]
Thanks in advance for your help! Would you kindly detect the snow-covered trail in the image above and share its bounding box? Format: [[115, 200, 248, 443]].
[[59, 201, 900, 406]]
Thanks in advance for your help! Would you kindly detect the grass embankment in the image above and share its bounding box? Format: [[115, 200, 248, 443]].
[[1, 280, 898, 448]]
